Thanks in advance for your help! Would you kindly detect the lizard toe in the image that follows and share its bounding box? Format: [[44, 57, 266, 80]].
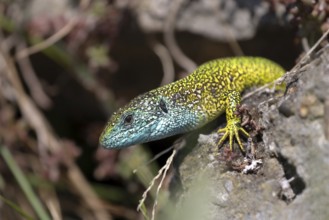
[[217, 122, 250, 152]]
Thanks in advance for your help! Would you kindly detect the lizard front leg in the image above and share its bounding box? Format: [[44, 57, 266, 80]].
[[217, 90, 249, 151]]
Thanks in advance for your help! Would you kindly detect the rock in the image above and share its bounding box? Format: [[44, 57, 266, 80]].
[[169, 46, 329, 219], [133, 0, 277, 41]]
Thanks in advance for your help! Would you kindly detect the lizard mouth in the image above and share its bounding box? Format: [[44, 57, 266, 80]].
[[99, 138, 111, 149], [99, 142, 108, 149]]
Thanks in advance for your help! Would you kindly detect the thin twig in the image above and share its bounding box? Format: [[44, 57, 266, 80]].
[[14, 0, 90, 60], [242, 28, 329, 100], [46, 199, 62, 220], [15, 18, 77, 60], [16, 42, 52, 109], [137, 149, 176, 212], [151, 149, 176, 220], [137, 165, 165, 211], [134, 136, 185, 218], [242, 80, 278, 100], [150, 40, 175, 86], [133, 145, 174, 174], [40, 189, 62, 220], [0, 47, 112, 220], [103, 203, 138, 220], [164, 0, 197, 73], [301, 37, 310, 52]]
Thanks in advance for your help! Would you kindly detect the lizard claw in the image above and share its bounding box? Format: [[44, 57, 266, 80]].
[[217, 119, 249, 152]]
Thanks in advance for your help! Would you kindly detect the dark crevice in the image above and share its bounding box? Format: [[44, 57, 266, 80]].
[[277, 152, 306, 202]]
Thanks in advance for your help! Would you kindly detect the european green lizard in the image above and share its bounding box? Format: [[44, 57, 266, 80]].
[[99, 57, 285, 151]]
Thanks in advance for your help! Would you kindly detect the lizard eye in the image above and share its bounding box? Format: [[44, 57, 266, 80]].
[[159, 98, 168, 113], [123, 114, 133, 125]]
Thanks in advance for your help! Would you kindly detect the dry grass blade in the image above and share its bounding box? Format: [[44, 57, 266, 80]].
[[0, 194, 34, 220], [164, 0, 197, 73], [16, 42, 52, 109], [0, 146, 51, 220], [15, 18, 77, 60], [0, 46, 112, 220], [150, 40, 175, 86], [151, 149, 176, 220], [14, 0, 90, 60], [137, 149, 176, 220]]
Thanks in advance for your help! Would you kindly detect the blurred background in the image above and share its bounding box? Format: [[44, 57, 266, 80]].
[[0, 0, 327, 219]]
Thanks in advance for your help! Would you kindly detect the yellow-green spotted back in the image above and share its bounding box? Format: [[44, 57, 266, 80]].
[[100, 57, 285, 149]]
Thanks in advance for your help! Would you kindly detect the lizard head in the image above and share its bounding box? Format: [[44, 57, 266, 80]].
[[99, 90, 203, 149]]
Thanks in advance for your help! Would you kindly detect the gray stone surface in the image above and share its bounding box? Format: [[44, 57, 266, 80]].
[[133, 0, 274, 41], [169, 48, 329, 219]]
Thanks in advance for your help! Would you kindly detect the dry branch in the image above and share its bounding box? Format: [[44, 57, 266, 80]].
[[0, 46, 112, 220], [164, 0, 197, 73]]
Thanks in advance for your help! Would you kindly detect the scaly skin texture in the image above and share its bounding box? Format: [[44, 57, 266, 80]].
[[99, 57, 285, 151]]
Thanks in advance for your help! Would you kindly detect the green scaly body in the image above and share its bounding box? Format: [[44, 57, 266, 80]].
[[99, 57, 285, 150]]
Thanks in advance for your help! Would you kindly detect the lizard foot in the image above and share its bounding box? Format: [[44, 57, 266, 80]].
[[217, 119, 249, 152]]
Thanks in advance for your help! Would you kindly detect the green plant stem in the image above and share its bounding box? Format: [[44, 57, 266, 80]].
[[0, 146, 51, 220], [0, 194, 34, 220]]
